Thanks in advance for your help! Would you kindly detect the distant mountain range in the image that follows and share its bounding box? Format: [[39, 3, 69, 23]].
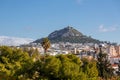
[[34, 26, 101, 43], [0, 36, 33, 46]]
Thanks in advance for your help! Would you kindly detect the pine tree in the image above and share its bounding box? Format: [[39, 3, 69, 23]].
[[82, 58, 98, 80], [97, 45, 114, 79]]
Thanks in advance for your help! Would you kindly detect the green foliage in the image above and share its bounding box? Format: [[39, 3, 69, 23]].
[[82, 58, 98, 80], [97, 49, 114, 79], [0, 46, 116, 80], [56, 54, 85, 80], [0, 46, 29, 76], [66, 54, 82, 65], [48, 36, 100, 43], [0, 46, 34, 79], [41, 56, 61, 79]]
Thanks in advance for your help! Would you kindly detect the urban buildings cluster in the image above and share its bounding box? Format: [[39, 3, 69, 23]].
[[21, 42, 120, 72]]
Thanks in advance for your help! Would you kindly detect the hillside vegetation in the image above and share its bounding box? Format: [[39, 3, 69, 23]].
[[34, 26, 101, 43]]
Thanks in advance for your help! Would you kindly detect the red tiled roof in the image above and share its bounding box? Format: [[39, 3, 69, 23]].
[[112, 64, 118, 67]]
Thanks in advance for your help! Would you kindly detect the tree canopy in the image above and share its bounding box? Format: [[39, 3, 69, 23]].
[[0, 46, 117, 80]]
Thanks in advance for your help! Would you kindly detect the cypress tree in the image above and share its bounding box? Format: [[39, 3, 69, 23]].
[[97, 45, 114, 79]]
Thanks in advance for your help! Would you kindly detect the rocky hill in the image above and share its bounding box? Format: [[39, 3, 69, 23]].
[[34, 26, 101, 43]]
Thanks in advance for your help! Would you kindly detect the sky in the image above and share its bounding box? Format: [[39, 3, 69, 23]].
[[0, 0, 120, 43]]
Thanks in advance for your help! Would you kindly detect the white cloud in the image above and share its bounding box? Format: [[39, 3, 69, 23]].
[[99, 24, 117, 32]]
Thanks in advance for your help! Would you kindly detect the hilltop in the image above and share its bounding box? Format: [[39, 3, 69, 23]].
[[33, 26, 101, 43]]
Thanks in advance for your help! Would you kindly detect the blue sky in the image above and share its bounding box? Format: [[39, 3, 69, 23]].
[[0, 0, 120, 43]]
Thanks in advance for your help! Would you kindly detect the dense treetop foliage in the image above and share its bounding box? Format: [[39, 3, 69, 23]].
[[0, 46, 119, 80]]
